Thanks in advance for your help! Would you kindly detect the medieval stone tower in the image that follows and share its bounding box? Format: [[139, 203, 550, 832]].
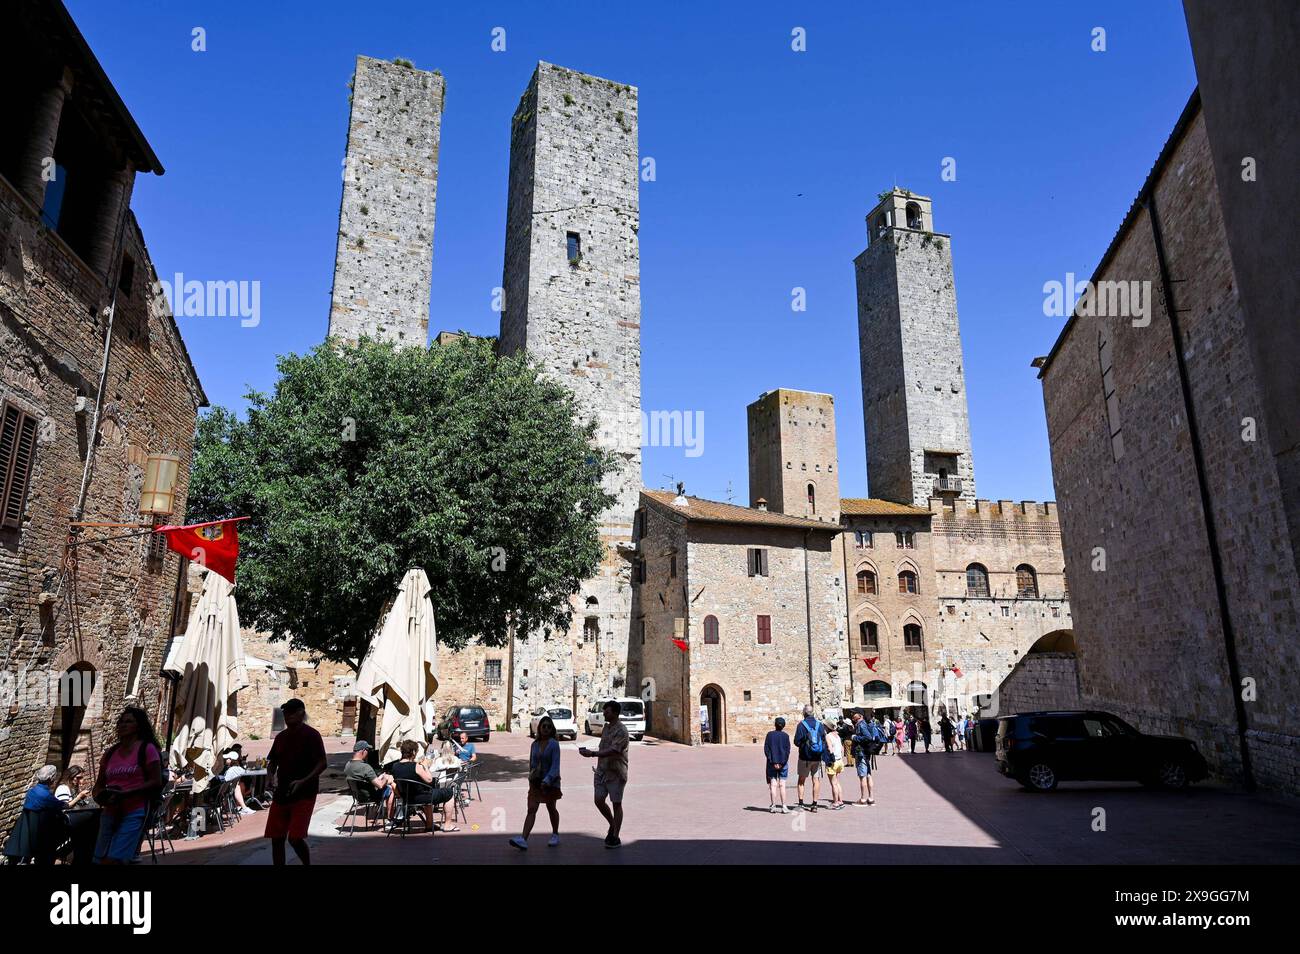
[[499, 62, 642, 721], [328, 55, 444, 345], [854, 190, 976, 507], [747, 389, 841, 523]]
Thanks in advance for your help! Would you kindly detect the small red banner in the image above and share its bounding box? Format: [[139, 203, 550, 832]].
[[156, 518, 246, 583]]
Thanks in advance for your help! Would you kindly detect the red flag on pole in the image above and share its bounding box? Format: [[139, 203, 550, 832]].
[[863, 656, 879, 672], [671, 639, 688, 652], [156, 518, 246, 584]]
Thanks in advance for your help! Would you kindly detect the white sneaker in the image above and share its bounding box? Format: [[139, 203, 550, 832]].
[[239, 807, 255, 815], [769, 805, 777, 814], [779, 805, 789, 814], [548, 834, 560, 847], [509, 836, 528, 851]]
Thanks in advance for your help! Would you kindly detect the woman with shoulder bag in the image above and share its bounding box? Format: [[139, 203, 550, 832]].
[[510, 716, 562, 850]]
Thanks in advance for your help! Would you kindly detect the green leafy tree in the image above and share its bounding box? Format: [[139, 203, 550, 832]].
[[188, 337, 614, 668]]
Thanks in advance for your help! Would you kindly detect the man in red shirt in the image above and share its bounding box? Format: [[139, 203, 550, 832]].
[[265, 699, 328, 865]]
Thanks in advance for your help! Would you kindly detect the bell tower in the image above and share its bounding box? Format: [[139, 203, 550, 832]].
[[854, 190, 976, 506]]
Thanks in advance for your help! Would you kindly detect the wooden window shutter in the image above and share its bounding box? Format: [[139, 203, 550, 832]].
[[759, 549, 768, 576], [756, 615, 771, 644], [1, 404, 39, 529]]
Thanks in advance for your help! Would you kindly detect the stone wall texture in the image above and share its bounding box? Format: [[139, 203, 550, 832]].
[[328, 56, 442, 346], [1040, 106, 1300, 793], [496, 62, 642, 728], [748, 389, 841, 523], [995, 651, 1081, 717], [0, 174, 204, 833], [855, 193, 976, 508]]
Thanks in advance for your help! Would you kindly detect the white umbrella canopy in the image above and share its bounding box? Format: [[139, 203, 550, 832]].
[[357, 568, 439, 764], [166, 570, 248, 793]]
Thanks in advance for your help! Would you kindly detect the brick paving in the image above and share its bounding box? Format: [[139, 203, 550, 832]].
[[155, 732, 1300, 865]]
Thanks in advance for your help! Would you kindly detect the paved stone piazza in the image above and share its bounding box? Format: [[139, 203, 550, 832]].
[[156, 731, 1300, 865]]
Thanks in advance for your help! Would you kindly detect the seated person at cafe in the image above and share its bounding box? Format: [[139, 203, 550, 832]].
[[390, 739, 454, 832], [218, 749, 258, 814], [344, 740, 396, 820], [55, 765, 91, 808], [5, 765, 70, 864], [453, 731, 477, 763]]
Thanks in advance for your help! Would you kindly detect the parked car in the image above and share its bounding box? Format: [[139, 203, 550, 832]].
[[529, 705, 578, 740], [995, 710, 1208, 792], [584, 697, 646, 741], [436, 704, 490, 743]]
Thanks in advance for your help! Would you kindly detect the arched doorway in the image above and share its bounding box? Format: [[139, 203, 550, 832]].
[[699, 685, 724, 744], [45, 663, 97, 769]]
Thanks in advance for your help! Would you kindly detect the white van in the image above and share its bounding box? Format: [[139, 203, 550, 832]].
[[584, 697, 646, 741]]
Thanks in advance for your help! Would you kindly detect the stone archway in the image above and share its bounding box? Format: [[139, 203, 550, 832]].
[[45, 662, 98, 770], [700, 684, 725, 744]]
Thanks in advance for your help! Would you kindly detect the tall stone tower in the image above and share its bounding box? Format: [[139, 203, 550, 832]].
[[747, 389, 840, 522], [854, 190, 976, 507], [327, 56, 444, 345], [499, 62, 641, 723]]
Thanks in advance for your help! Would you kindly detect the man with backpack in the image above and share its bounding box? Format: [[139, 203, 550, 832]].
[[850, 711, 886, 806], [792, 705, 828, 812]]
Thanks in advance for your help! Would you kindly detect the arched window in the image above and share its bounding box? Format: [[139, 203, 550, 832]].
[[898, 570, 918, 594], [703, 614, 719, 644], [903, 623, 923, 651], [807, 483, 816, 513], [966, 563, 990, 598], [863, 679, 891, 700], [1016, 564, 1039, 599], [859, 620, 878, 649], [905, 202, 922, 229], [856, 569, 876, 595], [906, 680, 928, 704]]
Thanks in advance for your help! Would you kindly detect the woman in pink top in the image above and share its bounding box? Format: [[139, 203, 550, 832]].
[[894, 718, 905, 753], [91, 706, 163, 863]]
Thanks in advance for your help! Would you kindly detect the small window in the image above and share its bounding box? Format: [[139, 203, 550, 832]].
[[905, 201, 922, 229], [743, 690, 752, 702], [583, 617, 599, 644], [485, 659, 503, 686], [894, 530, 914, 549], [704, 615, 719, 644], [566, 232, 581, 264], [966, 563, 990, 598], [747, 548, 769, 577], [1, 402, 40, 530], [1016, 564, 1039, 599], [756, 615, 772, 645], [856, 570, 876, 595], [903, 623, 923, 651], [118, 254, 136, 298], [898, 570, 918, 594], [855, 529, 873, 548], [669, 554, 677, 578], [807, 483, 815, 513], [124, 644, 145, 698], [859, 621, 878, 650]]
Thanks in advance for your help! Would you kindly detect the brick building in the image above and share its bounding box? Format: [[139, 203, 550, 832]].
[[1037, 5, 1300, 793], [0, 1, 206, 831]]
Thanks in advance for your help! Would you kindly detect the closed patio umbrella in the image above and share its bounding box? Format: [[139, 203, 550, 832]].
[[166, 570, 248, 793], [357, 568, 439, 765]]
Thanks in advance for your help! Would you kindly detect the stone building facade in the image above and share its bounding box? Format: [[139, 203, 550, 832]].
[[632, 489, 848, 745], [327, 55, 443, 345], [1037, 89, 1300, 792], [0, 0, 206, 831], [856, 191, 976, 507], [492, 62, 642, 727], [748, 389, 841, 523]]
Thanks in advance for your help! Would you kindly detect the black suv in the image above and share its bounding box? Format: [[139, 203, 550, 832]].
[[436, 704, 490, 743], [995, 710, 1208, 792]]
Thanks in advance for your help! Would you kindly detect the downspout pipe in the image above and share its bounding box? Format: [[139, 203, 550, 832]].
[[1146, 193, 1255, 792], [804, 530, 815, 707]]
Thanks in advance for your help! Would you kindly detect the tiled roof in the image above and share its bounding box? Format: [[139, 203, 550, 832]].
[[839, 498, 931, 517], [641, 490, 841, 532]]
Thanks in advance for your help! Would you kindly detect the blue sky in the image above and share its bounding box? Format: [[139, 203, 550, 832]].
[[68, 0, 1197, 505]]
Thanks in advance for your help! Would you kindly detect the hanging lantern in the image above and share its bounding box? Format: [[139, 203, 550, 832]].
[[140, 453, 180, 515]]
